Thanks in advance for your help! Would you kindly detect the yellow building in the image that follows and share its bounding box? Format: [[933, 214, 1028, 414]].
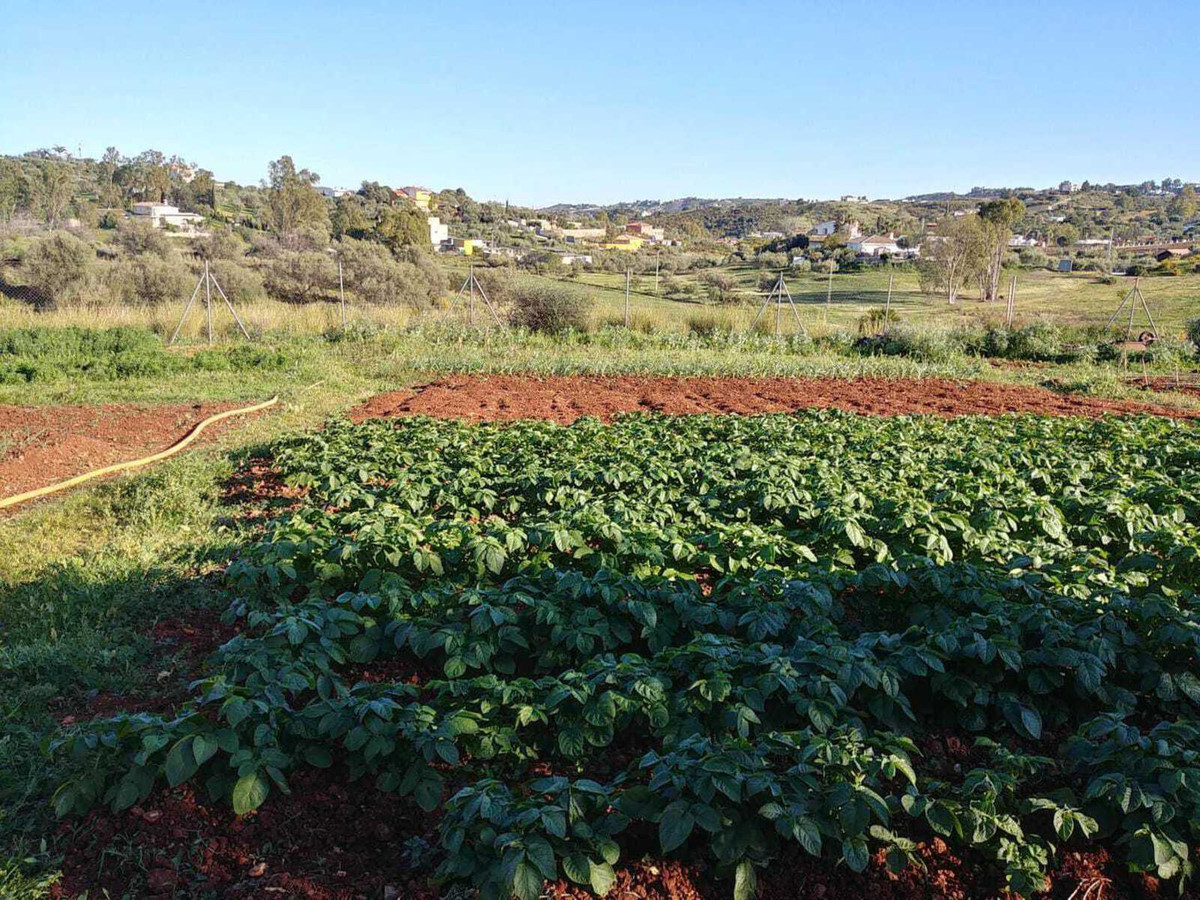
[[601, 234, 644, 251], [460, 239, 484, 256], [398, 186, 433, 211]]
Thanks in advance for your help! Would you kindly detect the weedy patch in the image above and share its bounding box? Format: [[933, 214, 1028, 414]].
[[50, 411, 1200, 899]]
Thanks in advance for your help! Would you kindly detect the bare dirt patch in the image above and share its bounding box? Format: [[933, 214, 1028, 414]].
[[0, 402, 250, 501], [351, 375, 1192, 424]]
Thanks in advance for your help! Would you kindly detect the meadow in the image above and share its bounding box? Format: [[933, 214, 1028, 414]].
[[4, 260, 1197, 342]]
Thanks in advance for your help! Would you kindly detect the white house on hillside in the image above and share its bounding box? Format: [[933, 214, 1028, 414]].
[[428, 216, 449, 247], [129, 202, 205, 234], [848, 232, 911, 257], [811, 220, 862, 239]]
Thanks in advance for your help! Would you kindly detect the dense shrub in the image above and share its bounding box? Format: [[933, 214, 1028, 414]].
[[699, 270, 737, 303], [976, 323, 1075, 362], [116, 221, 173, 259], [208, 258, 265, 304], [263, 251, 338, 304], [509, 283, 589, 333], [106, 255, 193, 305], [1187, 318, 1200, 353], [21, 231, 94, 308], [192, 227, 248, 261]]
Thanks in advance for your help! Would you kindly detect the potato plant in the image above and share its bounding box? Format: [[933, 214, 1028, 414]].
[[53, 411, 1200, 898]]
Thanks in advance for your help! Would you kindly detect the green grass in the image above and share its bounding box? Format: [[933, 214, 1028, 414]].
[[0, 455, 235, 894], [566, 265, 1200, 335]]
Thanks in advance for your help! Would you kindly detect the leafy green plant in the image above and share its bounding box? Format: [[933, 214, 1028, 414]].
[[51, 411, 1200, 898]]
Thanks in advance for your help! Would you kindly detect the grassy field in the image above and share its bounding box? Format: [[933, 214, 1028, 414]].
[[5, 260, 1196, 343], [567, 265, 1200, 336]]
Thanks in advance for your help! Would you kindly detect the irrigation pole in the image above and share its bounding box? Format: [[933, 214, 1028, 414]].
[[338, 260, 346, 328], [624, 268, 631, 327], [170, 261, 250, 345], [204, 259, 213, 345], [825, 262, 833, 324], [884, 271, 893, 335], [469, 264, 476, 326]]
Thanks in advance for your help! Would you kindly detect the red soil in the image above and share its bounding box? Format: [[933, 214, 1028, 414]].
[[351, 375, 1193, 424], [0, 401, 250, 503], [51, 772, 440, 900]]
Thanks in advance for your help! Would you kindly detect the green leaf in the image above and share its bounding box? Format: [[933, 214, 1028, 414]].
[[659, 802, 695, 853], [413, 775, 442, 812], [232, 772, 269, 815], [1019, 705, 1043, 740], [192, 734, 218, 767], [843, 836, 869, 873], [733, 860, 757, 900], [165, 739, 198, 788], [793, 817, 822, 857], [511, 860, 544, 900], [525, 835, 557, 881], [589, 861, 617, 896], [563, 852, 591, 885], [304, 745, 333, 768]]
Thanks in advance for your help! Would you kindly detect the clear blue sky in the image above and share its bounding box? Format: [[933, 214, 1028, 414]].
[[1, 0, 1196, 207]]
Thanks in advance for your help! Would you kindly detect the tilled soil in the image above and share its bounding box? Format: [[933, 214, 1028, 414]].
[[351, 375, 1193, 424], [0, 402, 244, 502]]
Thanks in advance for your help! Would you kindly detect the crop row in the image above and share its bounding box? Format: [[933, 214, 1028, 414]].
[[53, 411, 1200, 898]]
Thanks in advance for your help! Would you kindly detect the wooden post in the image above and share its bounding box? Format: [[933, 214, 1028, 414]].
[[469, 265, 476, 326], [884, 271, 893, 334], [204, 260, 213, 345], [624, 268, 630, 327], [654, 252, 660, 296], [338, 260, 346, 328], [1006, 273, 1016, 326], [775, 278, 782, 336], [825, 262, 833, 324]]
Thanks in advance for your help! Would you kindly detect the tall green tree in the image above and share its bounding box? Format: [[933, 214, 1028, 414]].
[[978, 197, 1026, 302], [1167, 185, 1197, 221], [920, 215, 986, 305], [33, 161, 73, 226], [265, 155, 329, 236]]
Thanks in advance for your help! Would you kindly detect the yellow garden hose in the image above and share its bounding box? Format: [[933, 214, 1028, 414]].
[[0, 396, 279, 510]]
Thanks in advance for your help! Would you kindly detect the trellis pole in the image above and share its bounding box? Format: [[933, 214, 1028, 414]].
[[747, 272, 805, 337]]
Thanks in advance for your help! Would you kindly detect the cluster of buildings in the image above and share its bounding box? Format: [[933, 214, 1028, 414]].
[[801, 220, 917, 261]]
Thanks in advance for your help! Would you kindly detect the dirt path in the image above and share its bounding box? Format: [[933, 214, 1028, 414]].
[[351, 375, 1194, 424], [0, 402, 242, 501]]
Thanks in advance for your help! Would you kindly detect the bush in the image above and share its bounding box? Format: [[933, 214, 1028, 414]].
[[336, 240, 442, 308], [856, 307, 899, 336], [755, 251, 788, 270], [208, 258, 265, 304], [193, 227, 248, 261], [107, 255, 194, 305], [686, 313, 732, 336], [979, 323, 1069, 361], [22, 231, 94, 308], [1187, 318, 1200, 353], [509, 283, 589, 333], [116, 220, 174, 259], [263, 251, 338, 304], [699, 270, 737, 304]]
